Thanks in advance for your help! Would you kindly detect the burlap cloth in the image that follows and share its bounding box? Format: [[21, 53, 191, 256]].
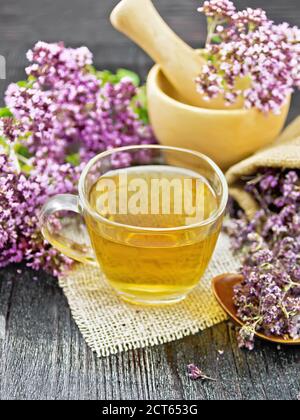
[[59, 233, 239, 357], [58, 117, 300, 358], [226, 117, 300, 218]]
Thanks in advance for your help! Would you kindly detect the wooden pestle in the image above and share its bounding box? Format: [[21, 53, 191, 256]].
[[111, 0, 235, 109]]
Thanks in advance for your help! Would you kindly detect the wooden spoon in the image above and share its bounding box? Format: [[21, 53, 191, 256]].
[[110, 0, 242, 110], [212, 273, 300, 346]]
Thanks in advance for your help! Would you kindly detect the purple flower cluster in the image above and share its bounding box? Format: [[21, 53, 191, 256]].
[[0, 42, 156, 276], [233, 8, 267, 26], [226, 169, 300, 349], [0, 154, 83, 276], [198, 0, 236, 18], [196, 1, 300, 114], [4, 41, 155, 163]]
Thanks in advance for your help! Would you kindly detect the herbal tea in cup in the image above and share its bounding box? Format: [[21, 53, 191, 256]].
[[40, 146, 228, 305]]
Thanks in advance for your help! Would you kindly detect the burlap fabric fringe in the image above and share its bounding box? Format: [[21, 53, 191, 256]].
[[226, 117, 300, 218]]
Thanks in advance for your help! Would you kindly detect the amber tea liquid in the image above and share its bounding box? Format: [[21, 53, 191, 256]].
[[86, 166, 221, 304]]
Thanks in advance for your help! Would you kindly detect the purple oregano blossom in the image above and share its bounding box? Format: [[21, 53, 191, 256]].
[[4, 41, 155, 164], [0, 42, 156, 276], [0, 154, 82, 276], [197, 1, 300, 114], [226, 169, 300, 349]]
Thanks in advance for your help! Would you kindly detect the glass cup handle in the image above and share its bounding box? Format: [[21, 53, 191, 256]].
[[39, 194, 97, 266]]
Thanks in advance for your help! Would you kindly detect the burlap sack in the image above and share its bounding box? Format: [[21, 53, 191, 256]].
[[226, 117, 300, 218]]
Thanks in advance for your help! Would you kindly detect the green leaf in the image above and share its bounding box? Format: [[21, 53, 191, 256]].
[[87, 65, 109, 81], [211, 35, 222, 44], [0, 107, 13, 118], [88, 66, 141, 87], [116, 69, 140, 86], [14, 143, 31, 158], [66, 153, 80, 166], [17, 77, 36, 89], [17, 80, 29, 88], [97, 70, 120, 85], [136, 86, 147, 106], [207, 54, 218, 64], [131, 86, 149, 124], [136, 107, 149, 124], [86, 64, 97, 75], [20, 162, 33, 174], [88, 68, 117, 84], [27, 76, 36, 86], [0, 136, 9, 153]]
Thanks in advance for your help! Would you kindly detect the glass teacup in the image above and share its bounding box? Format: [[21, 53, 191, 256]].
[[40, 145, 228, 305]]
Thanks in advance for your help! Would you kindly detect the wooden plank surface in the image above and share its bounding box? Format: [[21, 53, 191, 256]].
[[0, 0, 300, 400]]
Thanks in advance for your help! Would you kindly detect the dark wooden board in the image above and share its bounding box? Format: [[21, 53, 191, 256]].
[[0, 0, 300, 400]]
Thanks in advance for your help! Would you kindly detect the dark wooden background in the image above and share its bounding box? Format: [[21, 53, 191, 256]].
[[0, 0, 299, 400]]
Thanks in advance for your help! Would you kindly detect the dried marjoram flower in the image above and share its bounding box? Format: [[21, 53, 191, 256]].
[[226, 169, 300, 349], [187, 364, 216, 381]]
